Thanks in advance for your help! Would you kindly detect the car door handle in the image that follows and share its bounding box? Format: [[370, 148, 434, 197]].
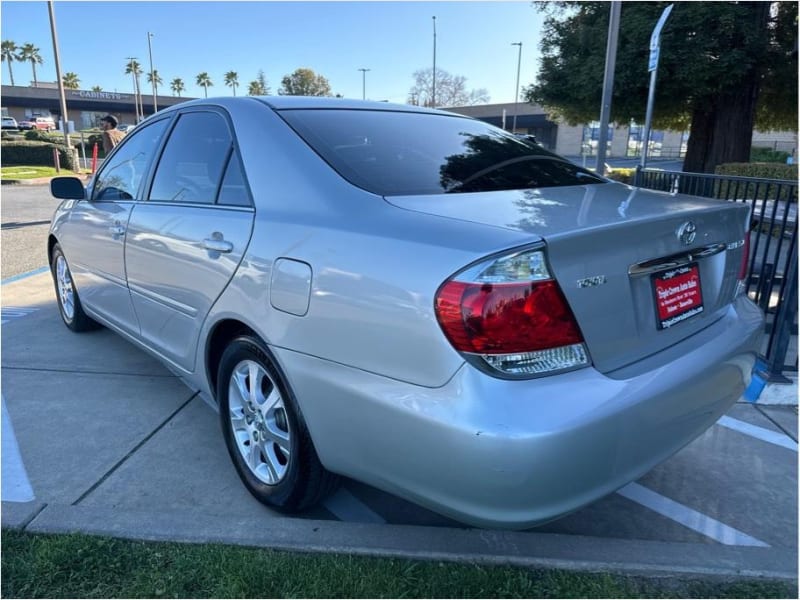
[[203, 238, 233, 253], [109, 225, 126, 236]]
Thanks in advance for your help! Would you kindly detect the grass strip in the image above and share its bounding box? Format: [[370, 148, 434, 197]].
[[1, 166, 85, 180], [2, 530, 795, 598]]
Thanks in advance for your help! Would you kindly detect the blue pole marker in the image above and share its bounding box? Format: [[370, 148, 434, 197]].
[[743, 358, 768, 402]]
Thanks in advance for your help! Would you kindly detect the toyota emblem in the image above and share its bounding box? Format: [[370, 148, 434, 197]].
[[677, 221, 697, 246]]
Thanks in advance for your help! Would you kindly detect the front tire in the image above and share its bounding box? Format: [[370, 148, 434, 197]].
[[50, 243, 100, 332], [217, 335, 338, 512]]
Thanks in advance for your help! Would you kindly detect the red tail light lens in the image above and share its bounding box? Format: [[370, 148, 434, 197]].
[[738, 233, 751, 281], [436, 280, 583, 354], [434, 248, 589, 377]]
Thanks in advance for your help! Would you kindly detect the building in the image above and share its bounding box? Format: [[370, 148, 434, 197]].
[[443, 102, 796, 160], [1, 84, 194, 130]]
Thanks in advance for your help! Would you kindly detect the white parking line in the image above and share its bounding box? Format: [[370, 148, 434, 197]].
[[617, 482, 769, 547], [324, 487, 386, 524], [1, 306, 38, 325], [1, 396, 35, 502], [717, 415, 798, 452]]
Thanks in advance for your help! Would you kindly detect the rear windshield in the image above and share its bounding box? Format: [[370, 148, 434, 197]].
[[278, 109, 605, 196]]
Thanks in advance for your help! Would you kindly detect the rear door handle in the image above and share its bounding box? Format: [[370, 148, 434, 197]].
[[203, 237, 233, 253], [109, 225, 125, 236]]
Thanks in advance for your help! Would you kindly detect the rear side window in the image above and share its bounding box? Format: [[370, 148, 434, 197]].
[[279, 109, 604, 196], [150, 112, 232, 204], [93, 118, 169, 201]]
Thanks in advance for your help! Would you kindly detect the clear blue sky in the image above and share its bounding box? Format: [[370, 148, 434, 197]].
[[1, 1, 544, 104]]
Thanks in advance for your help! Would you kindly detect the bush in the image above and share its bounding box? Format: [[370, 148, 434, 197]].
[[714, 162, 798, 203], [23, 129, 58, 142], [750, 146, 791, 163], [1, 141, 77, 171], [606, 167, 635, 185]]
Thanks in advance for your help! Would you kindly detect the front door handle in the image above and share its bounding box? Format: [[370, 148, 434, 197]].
[[203, 236, 233, 254]]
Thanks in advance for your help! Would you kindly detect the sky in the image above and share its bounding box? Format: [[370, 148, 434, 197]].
[[0, 1, 544, 104]]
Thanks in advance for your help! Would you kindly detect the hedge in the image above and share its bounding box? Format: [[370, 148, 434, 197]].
[[714, 162, 798, 203], [1, 141, 77, 171]]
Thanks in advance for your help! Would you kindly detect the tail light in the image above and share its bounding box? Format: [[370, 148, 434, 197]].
[[738, 233, 751, 282], [435, 248, 589, 377]]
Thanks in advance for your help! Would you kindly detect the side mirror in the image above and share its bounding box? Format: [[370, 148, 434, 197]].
[[50, 176, 86, 200]]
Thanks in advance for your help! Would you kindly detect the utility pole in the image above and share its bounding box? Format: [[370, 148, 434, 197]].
[[595, 1, 621, 175], [358, 68, 370, 100], [47, 1, 70, 147], [511, 42, 522, 132], [431, 15, 437, 108], [147, 32, 157, 112]]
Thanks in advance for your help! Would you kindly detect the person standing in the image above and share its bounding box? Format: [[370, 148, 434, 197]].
[[99, 115, 125, 154]]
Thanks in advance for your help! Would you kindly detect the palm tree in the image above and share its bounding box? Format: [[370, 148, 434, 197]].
[[170, 77, 185, 97], [196, 72, 212, 98], [147, 69, 163, 96], [62, 72, 80, 89], [17, 43, 43, 87], [125, 59, 144, 120], [1, 40, 17, 86], [91, 85, 102, 92], [224, 71, 239, 96], [247, 80, 261, 96]]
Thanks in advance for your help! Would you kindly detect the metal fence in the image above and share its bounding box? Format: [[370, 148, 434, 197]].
[[635, 167, 798, 382]]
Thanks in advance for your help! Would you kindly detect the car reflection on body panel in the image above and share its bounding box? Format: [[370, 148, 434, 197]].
[[47, 96, 763, 529]]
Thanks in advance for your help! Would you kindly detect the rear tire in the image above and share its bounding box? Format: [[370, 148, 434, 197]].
[[50, 243, 101, 332], [217, 335, 338, 512]]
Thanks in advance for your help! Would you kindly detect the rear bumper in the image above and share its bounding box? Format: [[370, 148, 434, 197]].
[[276, 295, 764, 529]]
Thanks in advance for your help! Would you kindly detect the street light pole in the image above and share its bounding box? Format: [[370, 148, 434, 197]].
[[47, 1, 70, 148], [431, 15, 437, 108], [147, 32, 157, 112], [511, 42, 522, 132], [595, 1, 621, 175], [358, 68, 370, 100]]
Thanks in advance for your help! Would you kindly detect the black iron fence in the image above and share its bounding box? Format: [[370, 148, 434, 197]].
[[635, 167, 798, 382]]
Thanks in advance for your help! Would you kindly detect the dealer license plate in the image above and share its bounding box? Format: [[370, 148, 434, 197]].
[[652, 263, 704, 330]]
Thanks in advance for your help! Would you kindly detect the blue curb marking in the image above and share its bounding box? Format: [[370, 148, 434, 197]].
[[1, 266, 49, 286]]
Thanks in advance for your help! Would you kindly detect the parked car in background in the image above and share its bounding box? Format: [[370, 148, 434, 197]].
[[117, 123, 136, 133], [19, 116, 56, 131], [1, 116, 18, 130], [46, 97, 763, 529]]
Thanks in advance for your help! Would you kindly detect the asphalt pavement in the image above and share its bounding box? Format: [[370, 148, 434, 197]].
[[1, 268, 797, 582]]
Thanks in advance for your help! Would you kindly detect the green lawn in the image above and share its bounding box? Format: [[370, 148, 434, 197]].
[[1, 531, 794, 599], [1, 166, 85, 180]]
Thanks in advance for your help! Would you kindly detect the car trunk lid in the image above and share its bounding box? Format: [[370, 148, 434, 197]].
[[386, 183, 751, 374]]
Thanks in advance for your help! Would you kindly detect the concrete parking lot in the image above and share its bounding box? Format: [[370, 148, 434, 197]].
[[1, 264, 797, 581]]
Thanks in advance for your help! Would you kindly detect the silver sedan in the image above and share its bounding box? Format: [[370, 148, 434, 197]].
[[48, 97, 763, 529]]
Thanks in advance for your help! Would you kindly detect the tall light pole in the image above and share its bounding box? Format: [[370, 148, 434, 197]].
[[126, 57, 140, 122], [47, 1, 70, 147], [595, 1, 621, 175], [147, 32, 157, 112], [358, 68, 370, 100], [511, 42, 522, 132], [431, 15, 437, 108]]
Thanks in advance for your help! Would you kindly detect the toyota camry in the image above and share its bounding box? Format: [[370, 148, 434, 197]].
[[48, 97, 763, 529]]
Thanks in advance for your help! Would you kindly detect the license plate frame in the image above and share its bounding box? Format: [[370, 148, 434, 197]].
[[651, 263, 704, 330]]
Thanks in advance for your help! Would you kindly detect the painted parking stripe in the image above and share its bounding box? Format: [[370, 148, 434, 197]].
[[323, 487, 386, 524], [617, 482, 769, 547], [1, 306, 38, 324], [1, 396, 35, 502], [1, 266, 49, 286], [717, 415, 797, 452]]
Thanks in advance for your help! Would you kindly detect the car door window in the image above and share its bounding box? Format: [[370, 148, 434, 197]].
[[93, 119, 169, 201], [149, 112, 232, 204], [217, 149, 252, 207]]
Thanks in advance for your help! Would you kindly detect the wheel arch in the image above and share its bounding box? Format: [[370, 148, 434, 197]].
[[47, 234, 59, 265], [205, 318, 257, 403]]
